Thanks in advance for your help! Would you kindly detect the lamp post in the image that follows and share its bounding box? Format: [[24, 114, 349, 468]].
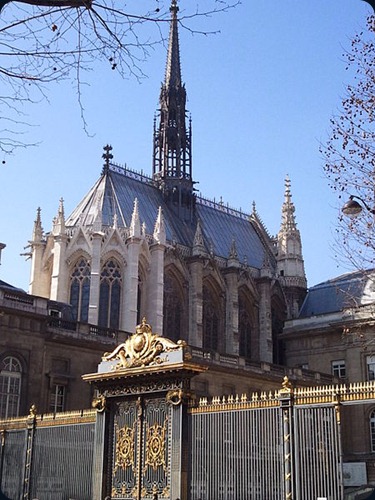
[[341, 195, 375, 217]]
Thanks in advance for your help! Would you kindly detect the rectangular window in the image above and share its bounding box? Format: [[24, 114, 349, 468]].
[[367, 356, 375, 381], [49, 384, 66, 413], [332, 360, 346, 379]]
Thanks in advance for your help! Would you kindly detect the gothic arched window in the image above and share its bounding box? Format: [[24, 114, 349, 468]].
[[70, 258, 91, 322], [0, 356, 22, 418], [163, 273, 184, 342], [98, 259, 122, 329], [238, 295, 252, 359], [202, 285, 220, 351]]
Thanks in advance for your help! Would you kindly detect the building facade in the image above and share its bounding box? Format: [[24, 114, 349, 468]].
[[26, 1, 306, 367], [0, 1, 320, 421], [282, 270, 375, 485]]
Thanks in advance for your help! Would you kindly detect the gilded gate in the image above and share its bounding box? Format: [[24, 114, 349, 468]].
[[3, 321, 375, 500], [110, 396, 171, 499], [85, 318, 205, 500]]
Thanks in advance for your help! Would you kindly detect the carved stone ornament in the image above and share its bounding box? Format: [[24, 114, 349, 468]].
[[102, 318, 187, 370]]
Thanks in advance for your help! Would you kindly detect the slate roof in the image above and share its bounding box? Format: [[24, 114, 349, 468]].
[[299, 270, 375, 318], [0, 279, 25, 293], [65, 164, 274, 271]]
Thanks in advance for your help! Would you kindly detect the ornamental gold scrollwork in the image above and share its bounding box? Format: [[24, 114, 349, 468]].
[[92, 394, 106, 413], [144, 421, 167, 472], [103, 317, 187, 370], [114, 424, 136, 473], [166, 389, 184, 406]]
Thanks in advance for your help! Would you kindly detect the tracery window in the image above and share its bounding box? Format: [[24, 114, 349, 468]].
[[98, 259, 122, 329], [163, 273, 184, 342], [202, 285, 219, 351], [70, 258, 91, 322], [0, 356, 22, 418], [238, 296, 252, 359]]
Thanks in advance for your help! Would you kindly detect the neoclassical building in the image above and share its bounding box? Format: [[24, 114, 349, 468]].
[[27, 1, 306, 368]]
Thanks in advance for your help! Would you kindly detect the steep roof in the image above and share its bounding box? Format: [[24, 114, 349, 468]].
[[0, 279, 25, 293], [299, 270, 375, 318], [65, 164, 274, 271]]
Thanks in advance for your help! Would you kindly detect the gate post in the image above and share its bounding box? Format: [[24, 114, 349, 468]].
[[22, 405, 37, 500], [83, 319, 205, 500], [279, 376, 294, 500]]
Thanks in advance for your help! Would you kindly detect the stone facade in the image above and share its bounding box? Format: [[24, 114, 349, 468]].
[[1, 1, 314, 419], [282, 271, 375, 485]]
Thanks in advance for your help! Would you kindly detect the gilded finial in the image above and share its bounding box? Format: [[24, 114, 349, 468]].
[[29, 404, 37, 417], [280, 376, 293, 394]]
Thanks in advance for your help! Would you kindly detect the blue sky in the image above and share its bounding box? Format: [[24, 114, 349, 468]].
[[0, 0, 370, 290]]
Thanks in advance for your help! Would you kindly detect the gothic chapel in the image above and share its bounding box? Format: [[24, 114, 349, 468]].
[[28, 1, 307, 388]]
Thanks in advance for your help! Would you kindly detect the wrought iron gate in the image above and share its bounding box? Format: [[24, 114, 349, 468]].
[[189, 379, 344, 500], [109, 395, 171, 499]]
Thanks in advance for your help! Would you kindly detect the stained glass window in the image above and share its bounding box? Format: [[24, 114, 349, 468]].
[[99, 259, 122, 329], [70, 258, 91, 322], [202, 285, 219, 351], [163, 273, 184, 341], [239, 296, 252, 359]]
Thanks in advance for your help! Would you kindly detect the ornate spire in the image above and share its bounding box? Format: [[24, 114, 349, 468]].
[[130, 198, 141, 238], [153, 207, 166, 245], [32, 207, 43, 242], [152, 0, 194, 220], [229, 239, 238, 260], [228, 239, 240, 268], [192, 220, 206, 256], [279, 175, 297, 234], [165, 0, 181, 89], [52, 198, 66, 236], [276, 176, 307, 317]]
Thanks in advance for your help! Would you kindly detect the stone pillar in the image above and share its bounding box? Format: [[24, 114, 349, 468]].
[[188, 258, 203, 347], [147, 242, 165, 334], [122, 238, 140, 332], [258, 272, 273, 363], [224, 270, 239, 355], [29, 240, 48, 298], [49, 233, 69, 302], [88, 232, 102, 325]]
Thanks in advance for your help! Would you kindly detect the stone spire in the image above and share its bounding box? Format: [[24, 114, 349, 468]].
[[52, 198, 66, 236], [192, 219, 206, 256], [227, 239, 240, 268], [279, 176, 297, 234], [32, 207, 43, 242], [277, 176, 307, 318], [153, 207, 166, 245], [165, 0, 181, 89], [130, 198, 141, 238], [152, 0, 194, 220]]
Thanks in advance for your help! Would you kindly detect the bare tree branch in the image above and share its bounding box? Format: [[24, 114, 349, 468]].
[[0, 0, 240, 153], [321, 15, 375, 272]]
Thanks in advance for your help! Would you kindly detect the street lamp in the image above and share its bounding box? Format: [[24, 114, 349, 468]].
[[341, 195, 375, 217]]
